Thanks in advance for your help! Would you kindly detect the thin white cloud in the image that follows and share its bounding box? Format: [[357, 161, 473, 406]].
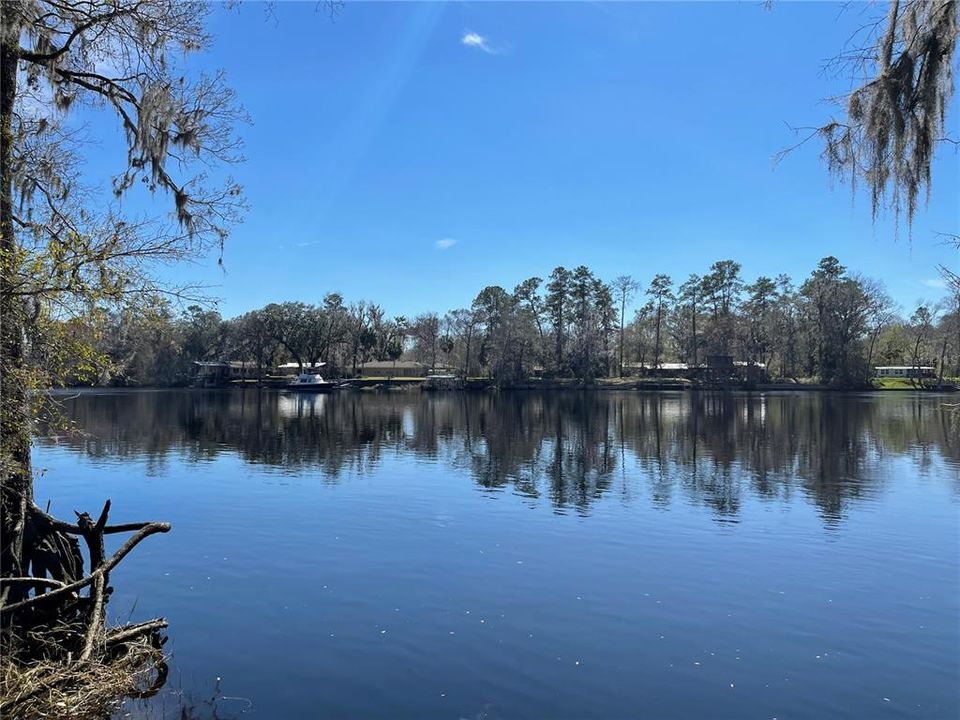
[[435, 238, 458, 251], [922, 277, 947, 289], [462, 31, 495, 54]]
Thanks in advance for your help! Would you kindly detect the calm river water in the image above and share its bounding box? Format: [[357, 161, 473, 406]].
[[33, 389, 959, 719]]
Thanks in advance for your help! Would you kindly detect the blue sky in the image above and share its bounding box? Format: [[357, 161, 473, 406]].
[[83, 1, 959, 318]]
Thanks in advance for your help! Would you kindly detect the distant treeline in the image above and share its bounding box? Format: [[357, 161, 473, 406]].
[[48, 256, 960, 387]]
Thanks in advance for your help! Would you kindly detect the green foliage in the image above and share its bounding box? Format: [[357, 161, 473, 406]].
[[42, 254, 960, 390], [873, 377, 919, 389], [1, 0, 247, 481], [646, 273, 674, 370], [799, 257, 873, 385], [545, 266, 572, 373]]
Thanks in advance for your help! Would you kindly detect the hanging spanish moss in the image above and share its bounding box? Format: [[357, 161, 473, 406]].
[[819, 0, 958, 233]]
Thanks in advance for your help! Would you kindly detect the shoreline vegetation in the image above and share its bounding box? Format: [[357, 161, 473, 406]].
[[53, 257, 960, 396], [54, 376, 959, 393]]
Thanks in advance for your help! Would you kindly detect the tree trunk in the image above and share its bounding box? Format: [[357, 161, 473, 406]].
[[0, 29, 83, 614], [867, 326, 881, 370], [938, 335, 947, 387], [653, 303, 662, 371], [555, 319, 563, 373], [691, 303, 697, 367], [619, 296, 626, 377], [912, 332, 924, 389], [955, 301, 960, 376], [1, 26, 33, 602]]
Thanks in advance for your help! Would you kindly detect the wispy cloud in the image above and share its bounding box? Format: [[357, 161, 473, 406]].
[[435, 238, 458, 251], [297, 240, 321, 248], [461, 31, 496, 54], [922, 277, 947, 289]]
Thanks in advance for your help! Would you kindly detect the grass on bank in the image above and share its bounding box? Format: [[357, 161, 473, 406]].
[[872, 377, 960, 390], [0, 635, 165, 720], [873, 377, 922, 390]]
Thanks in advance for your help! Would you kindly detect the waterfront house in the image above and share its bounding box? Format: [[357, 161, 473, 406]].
[[622, 361, 689, 377], [734, 361, 769, 382], [358, 360, 427, 378], [192, 361, 227, 386], [874, 366, 935, 379], [192, 360, 259, 386]]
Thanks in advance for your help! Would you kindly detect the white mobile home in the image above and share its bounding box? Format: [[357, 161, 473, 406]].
[[874, 366, 935, 378]]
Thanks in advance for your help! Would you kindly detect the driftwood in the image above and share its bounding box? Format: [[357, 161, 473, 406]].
[[105, 619, 169, 649], [0, 498, 171, 716], [0, 577, 67, 590]]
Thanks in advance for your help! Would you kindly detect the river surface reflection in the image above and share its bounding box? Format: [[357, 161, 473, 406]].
[[33, 389, 960, 719]]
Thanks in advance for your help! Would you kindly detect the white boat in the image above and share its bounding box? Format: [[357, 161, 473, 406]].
[[286, 372, 336, 392]]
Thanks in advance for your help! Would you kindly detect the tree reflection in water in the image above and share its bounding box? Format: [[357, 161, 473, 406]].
[[40, 389, 959, 523]]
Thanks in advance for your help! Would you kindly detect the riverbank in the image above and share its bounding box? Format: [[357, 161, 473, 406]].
[[60, 377, 958, 393], [489, 379, 958, 392]]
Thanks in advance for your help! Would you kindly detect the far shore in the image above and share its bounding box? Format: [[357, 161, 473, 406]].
[[50, 377, 959, 393]]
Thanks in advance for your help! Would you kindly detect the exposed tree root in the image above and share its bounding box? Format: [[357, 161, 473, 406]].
[[1, 498, 170, 719]]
